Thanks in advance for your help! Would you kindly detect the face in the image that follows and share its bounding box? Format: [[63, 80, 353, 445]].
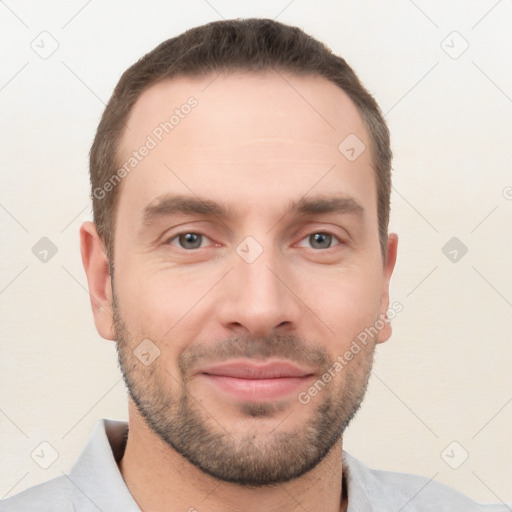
[[85, 71, 397, 486]]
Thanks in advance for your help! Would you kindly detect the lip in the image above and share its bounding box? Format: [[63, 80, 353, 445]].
[[196, 360, 316, 402], [198, 360, 314, 379]]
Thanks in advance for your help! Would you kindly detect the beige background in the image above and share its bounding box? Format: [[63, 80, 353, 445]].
[[1, 0, 511, 505]]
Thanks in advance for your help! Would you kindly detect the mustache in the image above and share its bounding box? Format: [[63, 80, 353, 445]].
[[177, 334, 331, 375]]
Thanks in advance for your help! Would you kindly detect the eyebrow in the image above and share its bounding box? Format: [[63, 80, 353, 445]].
[[142, 193, 365, 226], [142, 195, 230, 226], [290, 195, 364, 219]]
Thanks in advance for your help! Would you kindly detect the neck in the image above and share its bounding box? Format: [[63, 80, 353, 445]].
[[119, 404, 348, 512]]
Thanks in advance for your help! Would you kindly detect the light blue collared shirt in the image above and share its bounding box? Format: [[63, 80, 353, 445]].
[[1, 419, 510, 511]]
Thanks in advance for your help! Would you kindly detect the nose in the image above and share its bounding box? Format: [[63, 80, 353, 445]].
[[217, 243, 302, 339]]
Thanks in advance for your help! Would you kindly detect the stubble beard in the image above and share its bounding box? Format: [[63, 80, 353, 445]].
[[113, 299, 375, 486]]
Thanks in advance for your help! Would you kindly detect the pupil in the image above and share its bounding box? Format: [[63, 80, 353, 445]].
[[311, 233, 331, 249], [180, 233, 201, 249]]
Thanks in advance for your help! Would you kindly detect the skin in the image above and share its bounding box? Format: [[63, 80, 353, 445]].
[[80, 71, 398, 512]]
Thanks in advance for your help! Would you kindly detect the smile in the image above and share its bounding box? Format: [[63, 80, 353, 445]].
[[196, 360, 316, 402]]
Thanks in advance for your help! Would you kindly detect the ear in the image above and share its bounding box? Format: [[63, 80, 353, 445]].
[[376, 232, 398, 344], [80, 221, 115, 340]]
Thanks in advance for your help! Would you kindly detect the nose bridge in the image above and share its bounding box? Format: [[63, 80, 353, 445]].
[[219, 237, 299, 336], [239, 246, 281, 305]]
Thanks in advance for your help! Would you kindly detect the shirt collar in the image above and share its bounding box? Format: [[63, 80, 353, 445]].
[[68, 419, 140, 511], [69, 419, 370, 511], [342, 451, 374, 511]]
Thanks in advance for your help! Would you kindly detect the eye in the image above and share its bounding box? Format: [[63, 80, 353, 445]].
[[297, 232, 342, 250], [167, 232, 210, 250]]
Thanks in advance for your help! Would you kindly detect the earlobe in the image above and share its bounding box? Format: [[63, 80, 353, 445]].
[[80, 221, 115, 340], [376, 233, 398, 344]]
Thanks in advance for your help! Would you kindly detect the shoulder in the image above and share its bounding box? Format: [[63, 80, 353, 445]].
[[1, 419, 136, 512], [0, 476, 75, 512], [342, 451, 510, 512]]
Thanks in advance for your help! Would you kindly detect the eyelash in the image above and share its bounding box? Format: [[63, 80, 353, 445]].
[[165, 231, 344, 251]]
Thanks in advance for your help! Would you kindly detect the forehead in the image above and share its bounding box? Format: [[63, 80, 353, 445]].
[[122, 71, 368, 155], [116, 71, 376, 222]]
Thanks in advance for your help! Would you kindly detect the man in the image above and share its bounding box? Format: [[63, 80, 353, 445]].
[[2, 18, 508, 512]]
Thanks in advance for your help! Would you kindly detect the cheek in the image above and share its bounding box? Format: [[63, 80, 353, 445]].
[[303, 266, 382, 346], [115, 262, 220, 340]]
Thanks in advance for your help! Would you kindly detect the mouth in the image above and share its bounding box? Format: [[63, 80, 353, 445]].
[[196, 360, 316, 402]]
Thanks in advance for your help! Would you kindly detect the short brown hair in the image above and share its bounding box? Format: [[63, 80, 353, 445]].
[[90, 18, 392, 260]]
